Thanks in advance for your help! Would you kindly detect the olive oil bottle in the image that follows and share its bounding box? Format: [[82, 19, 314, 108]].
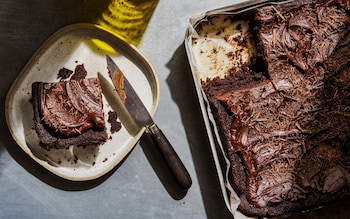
[[98, 0, 159, 45]]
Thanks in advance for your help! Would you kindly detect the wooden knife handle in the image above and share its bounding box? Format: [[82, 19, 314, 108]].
[[148, 124, 192, 189]]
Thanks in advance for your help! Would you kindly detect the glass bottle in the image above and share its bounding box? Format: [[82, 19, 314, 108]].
[[98, 0, 159, 45]]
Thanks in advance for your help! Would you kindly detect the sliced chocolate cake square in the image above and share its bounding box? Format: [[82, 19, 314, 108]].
[[32, 77, 107, 149]]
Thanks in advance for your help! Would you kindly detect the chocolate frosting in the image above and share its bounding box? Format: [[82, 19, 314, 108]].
[[212, 0, 350, 210], [256, 0, 349, 92], [39, 78, 105, 136]]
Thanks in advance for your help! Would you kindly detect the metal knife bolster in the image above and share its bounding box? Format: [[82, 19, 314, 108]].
[[147, 123, 159, 135]]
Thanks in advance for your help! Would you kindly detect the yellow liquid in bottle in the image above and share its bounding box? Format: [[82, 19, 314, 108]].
[[98, 0, 159, 45]]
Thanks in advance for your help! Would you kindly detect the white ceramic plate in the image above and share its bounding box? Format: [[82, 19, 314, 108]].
[[5, 23, 159, 181]]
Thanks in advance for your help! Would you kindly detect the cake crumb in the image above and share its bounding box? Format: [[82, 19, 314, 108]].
[[108, 111, 122, 134]]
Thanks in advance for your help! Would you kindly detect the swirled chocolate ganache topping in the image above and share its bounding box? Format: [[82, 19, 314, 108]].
[[32, 65, 108, 149], [39, 78, 105, 136]]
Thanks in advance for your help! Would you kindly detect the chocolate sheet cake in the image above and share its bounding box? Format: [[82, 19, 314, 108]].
[[193, 0, 350, 217], [32, 65, 108, 149]]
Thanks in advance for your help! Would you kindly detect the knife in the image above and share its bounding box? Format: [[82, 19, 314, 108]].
[[106, 55, 192, 189]]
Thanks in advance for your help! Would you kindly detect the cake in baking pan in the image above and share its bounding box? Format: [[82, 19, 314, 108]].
[[192, 0, 350, 217]]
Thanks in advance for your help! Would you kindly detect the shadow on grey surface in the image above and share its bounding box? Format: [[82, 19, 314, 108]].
[[0, 105, 7, 174], [165, 42, 233, 219]]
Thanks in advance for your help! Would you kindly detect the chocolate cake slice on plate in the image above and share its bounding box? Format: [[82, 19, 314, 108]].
[[32, 76, 107, 150]]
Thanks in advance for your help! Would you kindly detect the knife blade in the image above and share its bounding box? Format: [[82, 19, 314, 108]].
[[106, 55, 192, 189]]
